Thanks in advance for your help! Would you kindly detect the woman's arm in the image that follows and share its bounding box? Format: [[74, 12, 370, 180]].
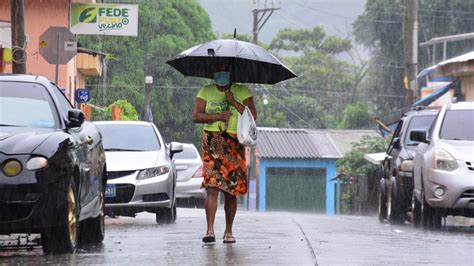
[[225, 92, 257, 120], [192, 98, 230, 124]]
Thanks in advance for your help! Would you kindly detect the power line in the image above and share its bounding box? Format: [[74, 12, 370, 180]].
[[293, 2, 401, 24], [85, 83, 407, 99]]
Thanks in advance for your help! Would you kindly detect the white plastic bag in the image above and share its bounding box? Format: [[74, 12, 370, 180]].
[[237, 106, 257, 146]]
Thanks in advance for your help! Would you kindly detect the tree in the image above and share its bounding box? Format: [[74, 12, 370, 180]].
[[353, 0, 474, 115], [336, 136, 388, 213], [79, 0, 215, 146], [258, 26, 362, 129]]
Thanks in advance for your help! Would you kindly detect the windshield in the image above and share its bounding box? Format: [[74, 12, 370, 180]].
[[96, 124, 161, 151], [439, 110, 474, 141], [173, 146, 198, 160], [404, 115, 436, 148], [0, 81, 58, 128]]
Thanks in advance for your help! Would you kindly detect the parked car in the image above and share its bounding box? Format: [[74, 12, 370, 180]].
[[0, 75, 107, 254], [175, 143, 205, 208], [94, 121, 182, 223], [411, 101, 474, 229], [378, 108, 438, 224]]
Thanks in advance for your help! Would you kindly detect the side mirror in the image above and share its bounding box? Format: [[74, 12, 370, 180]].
[[169, 142, 183, 159], [410, 130, 428, 143], [392, 137, 401, 149], [67, 109, 85, 128]]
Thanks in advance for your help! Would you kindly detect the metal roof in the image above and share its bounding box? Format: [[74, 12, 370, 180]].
[[257, 127, 379, 160], [257, 128, 321, 159]]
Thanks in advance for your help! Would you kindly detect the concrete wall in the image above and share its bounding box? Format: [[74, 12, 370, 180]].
[[0, 0, 78, 103], [258, 158, 337, 215]]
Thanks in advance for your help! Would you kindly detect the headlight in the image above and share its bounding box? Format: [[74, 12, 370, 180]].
[[2, 159, 22, 177], [137, 165, 170, 180], [433, 149, 457, 171], [400, 160, 413, 172], [26, 157, 48, 170]]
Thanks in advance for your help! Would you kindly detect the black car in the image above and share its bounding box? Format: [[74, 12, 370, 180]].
[[378, 108, 438, 224], [0, 75, 107, 254]]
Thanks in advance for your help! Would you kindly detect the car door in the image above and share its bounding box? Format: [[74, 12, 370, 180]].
[[50, 85, 95, 210]]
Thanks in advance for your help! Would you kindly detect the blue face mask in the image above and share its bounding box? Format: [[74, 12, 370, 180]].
[[213, 72, 231, 86]]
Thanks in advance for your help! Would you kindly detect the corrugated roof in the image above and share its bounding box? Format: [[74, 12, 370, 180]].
[[257, 128, 321, 159], [257, 127, 379, 159]]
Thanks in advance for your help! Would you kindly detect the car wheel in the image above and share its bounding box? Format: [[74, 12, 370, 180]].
[[387, 176, 405, 224], [378, 179, 387, 223], [79, 179, 105, 244], [420, 181, 442, 230], [155, 204, 176, 224], [42, 178, 79, 254], [412, 191, 422, 228]]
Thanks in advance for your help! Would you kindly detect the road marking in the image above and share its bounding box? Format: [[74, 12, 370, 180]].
[[292, 218, 318, 266]]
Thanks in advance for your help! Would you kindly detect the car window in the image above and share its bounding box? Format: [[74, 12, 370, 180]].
[[0, 81, 59, 128], [404, 115, 436, 147], [50, 83, 73, 118], [439, 110, 474, 141], [173, 146, 198, 159], [96, 124, 161, 151]]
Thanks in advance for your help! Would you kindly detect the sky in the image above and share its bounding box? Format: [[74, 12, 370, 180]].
[[197, 0, 366, 45]]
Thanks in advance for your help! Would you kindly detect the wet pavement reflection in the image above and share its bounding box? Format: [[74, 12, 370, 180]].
[[0, 208, 473, 265]]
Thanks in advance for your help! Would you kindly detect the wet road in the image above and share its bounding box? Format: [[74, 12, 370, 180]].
[[0, 208, 473, 265]]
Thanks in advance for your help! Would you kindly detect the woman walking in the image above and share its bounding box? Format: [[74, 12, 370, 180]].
[[192, 67, 257, 244]]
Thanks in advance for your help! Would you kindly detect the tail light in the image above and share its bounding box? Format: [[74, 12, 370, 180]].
[[192, 166, 204, 178]]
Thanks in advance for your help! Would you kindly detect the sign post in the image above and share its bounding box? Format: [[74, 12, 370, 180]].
[[39, 27, 77, 84]]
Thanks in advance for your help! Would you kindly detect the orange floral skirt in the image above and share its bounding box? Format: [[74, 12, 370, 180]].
[[201, 131, 247, 196]]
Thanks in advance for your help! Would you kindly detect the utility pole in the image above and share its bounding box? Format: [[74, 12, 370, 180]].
[[11, 0, 26, 74], [252, 0, 280, 44], [250, 0, 280, 211], [141, 54, 153, 122], [404, 0, 418, 102]]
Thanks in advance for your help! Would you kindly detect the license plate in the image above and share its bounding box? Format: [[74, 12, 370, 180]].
[[105, 184, 116, 198]]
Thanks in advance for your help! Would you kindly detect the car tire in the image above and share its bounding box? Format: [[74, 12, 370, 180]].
[[155, 204, 176, 224], [41, 177, 79, 254], [79, 178, 105, 244], [420, 180, 442, 230], [387, 176, 405, 224], [412, 191, 422, 228], [378, 179, 388, 223]]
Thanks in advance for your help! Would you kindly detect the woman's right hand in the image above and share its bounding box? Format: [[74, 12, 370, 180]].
[[220, 111, 231, 122]]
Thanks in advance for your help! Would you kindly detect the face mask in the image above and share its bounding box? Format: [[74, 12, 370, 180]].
[[213, 72, 231, 86]]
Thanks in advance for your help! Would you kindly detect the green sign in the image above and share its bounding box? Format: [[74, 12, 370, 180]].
[[70, 3, 138, 36]]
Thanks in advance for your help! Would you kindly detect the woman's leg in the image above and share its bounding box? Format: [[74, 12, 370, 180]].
[[205, 187, 219, 235], [223, 192, 237, 236]]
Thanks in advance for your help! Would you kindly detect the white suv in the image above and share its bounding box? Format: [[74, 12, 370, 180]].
[[411, 101, 474, 229]]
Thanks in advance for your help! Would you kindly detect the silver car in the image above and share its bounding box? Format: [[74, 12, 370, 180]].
[[175, 143, 205, 207], [411, 101, 474, 229], [94, 121, 183, 223]]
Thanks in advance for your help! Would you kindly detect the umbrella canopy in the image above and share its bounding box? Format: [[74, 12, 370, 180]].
[[166, 39, 297, 84]]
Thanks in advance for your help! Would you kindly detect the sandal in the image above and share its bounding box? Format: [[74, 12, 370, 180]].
[[202, 233, 216, 243], [223, 233, 236, 244]]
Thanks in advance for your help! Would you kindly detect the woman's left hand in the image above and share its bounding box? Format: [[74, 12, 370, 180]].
[[225, 91, 236, 105]]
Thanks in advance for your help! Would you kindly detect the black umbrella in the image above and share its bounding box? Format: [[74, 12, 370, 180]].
[[166, 39, 297, 84]]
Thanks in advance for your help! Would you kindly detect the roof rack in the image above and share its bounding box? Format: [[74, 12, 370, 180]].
[[412, 105, 441, 111]]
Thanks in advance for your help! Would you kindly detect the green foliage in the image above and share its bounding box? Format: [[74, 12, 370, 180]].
[[336, 136, 387, 178], [105, 100, 139, 121], [337, 102, 372, 129], [336, 135, 387, 213], [353, 0, 474, 115], [258, 26, 363, 129], [79, 0, 215, 146]]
